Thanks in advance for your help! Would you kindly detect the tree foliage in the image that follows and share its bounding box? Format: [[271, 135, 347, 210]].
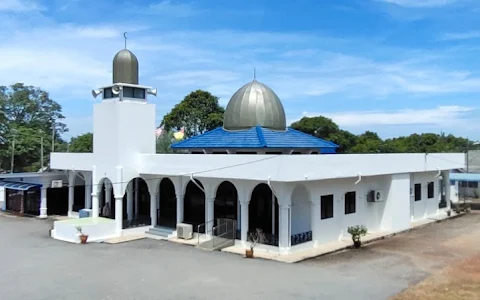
[[160, 90, 225, 138], [0, 83, 67, 172], [291, 117, 470, 154], [69, 133, 93, 153]]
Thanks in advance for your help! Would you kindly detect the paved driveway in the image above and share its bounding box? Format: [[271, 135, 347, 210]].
[[1, 213, 479, 300]]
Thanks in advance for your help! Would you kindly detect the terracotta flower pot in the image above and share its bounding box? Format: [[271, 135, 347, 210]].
[[80, 234, 88, 244], [245, 249, 254, 258]]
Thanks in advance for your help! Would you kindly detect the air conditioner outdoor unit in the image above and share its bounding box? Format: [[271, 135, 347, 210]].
[[366, 189, 384, 202], [51, 180, 63, 188], [176, 223, 193, 240]]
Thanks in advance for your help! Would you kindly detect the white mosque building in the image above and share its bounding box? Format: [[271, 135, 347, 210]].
[[47, 46, 463, 255]]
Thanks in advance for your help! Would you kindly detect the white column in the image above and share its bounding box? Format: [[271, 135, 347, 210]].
[[278, 204, 290, 254], [39, 187, 48, 218], [310, 199, 320, 247], [176, 194, 184, 224], [134, 178, 139, 216], [0, 186, 5, 211], [150, 192, 158, 227], [84, 181, 92, 209], [240, 200, 249, 243], [127, 186, 133, 221], [68, 184, 74, 217], [115, 196, 123, 236], [206, 198, 215, 235], [92, 193, 99, 218]]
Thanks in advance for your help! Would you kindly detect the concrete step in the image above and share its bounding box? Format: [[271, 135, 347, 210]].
[[146, 226, 174, 238]]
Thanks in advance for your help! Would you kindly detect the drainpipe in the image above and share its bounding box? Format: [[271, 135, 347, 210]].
[[355, 173, 362, 185], [267, 176, 278, 198], [190, 173, 205, 193], [435, 167, 441, 178]]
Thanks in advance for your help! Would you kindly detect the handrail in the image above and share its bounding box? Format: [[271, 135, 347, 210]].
[[197, 219, 215, 245]]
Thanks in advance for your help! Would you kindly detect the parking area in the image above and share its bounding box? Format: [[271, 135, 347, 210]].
[[1, 212, 479, 300]]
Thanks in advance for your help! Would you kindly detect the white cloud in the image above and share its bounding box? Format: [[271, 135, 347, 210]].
[[148, 0, 199, 17], [296, 106, 473, 127], [441, 31, 480, 41], [1, 5, 480, 138], [375, 0, 460, 8], [0, 0, 44, 12]]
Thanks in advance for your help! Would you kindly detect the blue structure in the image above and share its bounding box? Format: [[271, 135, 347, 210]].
[[450, 172, 480, 183], [171, 79, 339, 154], [172, 125, 338, 153]]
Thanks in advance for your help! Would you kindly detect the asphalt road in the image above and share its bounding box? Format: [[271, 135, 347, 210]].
[[1, 213, 478, 300]]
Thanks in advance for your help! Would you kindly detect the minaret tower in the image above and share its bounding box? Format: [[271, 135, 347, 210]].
[[89, 34, 157, 195]]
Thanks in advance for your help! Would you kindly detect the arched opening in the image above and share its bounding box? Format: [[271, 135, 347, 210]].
[[249, 183, 278, 246], [184, 180, 205, 232], [72, 173, 85, 212], [124, 177, 151, 228], [291, 184, 312, 246], [98, 178, 115, 219], [214, 181, 238, 223], [159, 178, 177, 229]]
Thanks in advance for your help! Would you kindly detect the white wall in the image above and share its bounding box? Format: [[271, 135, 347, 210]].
[[0, 186, 5, 211], [305, 175, 391, 245], [291, 185, 311, 235], [410, 172, 439, 221], [381, 173, 410, 232]]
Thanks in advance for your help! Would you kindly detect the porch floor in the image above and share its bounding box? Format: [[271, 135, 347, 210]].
[[221, 210, 459, 263]]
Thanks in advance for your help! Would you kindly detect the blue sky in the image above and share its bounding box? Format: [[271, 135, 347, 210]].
[[1, 0, 480, 140]]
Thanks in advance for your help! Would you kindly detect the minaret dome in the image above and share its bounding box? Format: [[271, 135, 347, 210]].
[[112, 49, 139, 85]]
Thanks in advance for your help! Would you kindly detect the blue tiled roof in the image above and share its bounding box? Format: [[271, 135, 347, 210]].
[[171, 126, 339, 152]]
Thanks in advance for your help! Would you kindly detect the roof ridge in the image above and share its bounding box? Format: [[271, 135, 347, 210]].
[[255, 125, 267, 147]]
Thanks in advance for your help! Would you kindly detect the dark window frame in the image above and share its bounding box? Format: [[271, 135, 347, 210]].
[[427, 182, 434, 199], [344, 191, 356, 214], [320, 194, 334, 220], [414, 183, 422, 201]]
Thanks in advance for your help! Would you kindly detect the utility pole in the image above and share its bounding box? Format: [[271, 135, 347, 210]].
[[40, 136, 44, 170], [10, 137, 15, 173], [51, 122, 55, 153]]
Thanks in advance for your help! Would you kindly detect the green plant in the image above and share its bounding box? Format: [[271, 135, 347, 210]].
[[248, 228, 267, 250], [75, 226, 83, 235], [347, 225, 368, 243]]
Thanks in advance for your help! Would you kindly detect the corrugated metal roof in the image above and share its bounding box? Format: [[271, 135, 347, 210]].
[[450, 172, 480, 182], [0, 181, 42, 191], [170, 126, 339, 151]]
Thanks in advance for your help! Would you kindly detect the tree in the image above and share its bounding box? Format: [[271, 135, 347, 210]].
[[290, 116, 357, 153], [0, 83, 67, 172], [291, 115, 470, 155], [69, 133, 93, 153], [161, 90, 225, 138], [290, 116, 340, 138], [156, 131, 174, 154]]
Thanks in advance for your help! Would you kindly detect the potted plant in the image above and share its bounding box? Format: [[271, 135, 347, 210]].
[[347, 225, 368, 249], [446, 209, 452, 217], [76, 226, 88, 244], [246, 228, 265, 258]]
